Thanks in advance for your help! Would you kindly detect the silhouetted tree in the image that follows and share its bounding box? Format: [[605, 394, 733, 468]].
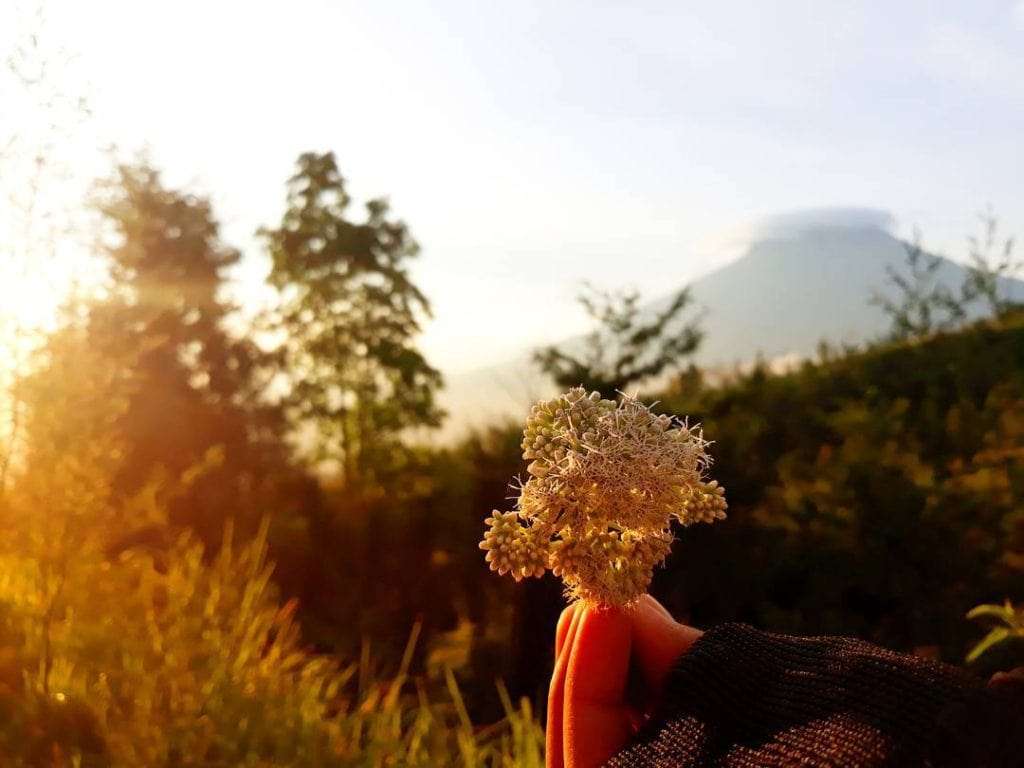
[[870, 232, 965, 341], [87, 163, 288, 545], [261, 152, 442, 486], [534, 283, 703, 399], [962, 208, 1021, 318]]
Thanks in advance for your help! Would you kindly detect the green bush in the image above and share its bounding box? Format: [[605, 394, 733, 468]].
[[650, 313, 1024, 658]]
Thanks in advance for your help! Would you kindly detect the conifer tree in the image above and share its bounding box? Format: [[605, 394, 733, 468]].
[[261, 152, 442, 486], [88, 164, 286, 543]]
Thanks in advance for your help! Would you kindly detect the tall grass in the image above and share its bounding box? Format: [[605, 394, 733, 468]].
[[0, 511, 544, 766]]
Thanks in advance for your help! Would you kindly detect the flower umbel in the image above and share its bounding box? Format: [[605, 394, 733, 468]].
[[479, 388, 727, 605]]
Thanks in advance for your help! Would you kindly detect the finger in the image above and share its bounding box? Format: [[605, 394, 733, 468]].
[[631, 595, 703, 700], [547, 604, 583, 768], [564, 606, 633, 768], [556, 602, 579, 657]]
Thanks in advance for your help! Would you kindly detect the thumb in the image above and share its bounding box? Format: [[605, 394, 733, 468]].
[[630, 595, 702, 701]]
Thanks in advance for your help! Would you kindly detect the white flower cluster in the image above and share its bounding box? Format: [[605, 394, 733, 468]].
[[480, 388, 727, 605]]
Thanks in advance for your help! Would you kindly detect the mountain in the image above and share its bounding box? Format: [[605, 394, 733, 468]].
[[664, 207, 1024, 366], [441, 208, 1024, 433]]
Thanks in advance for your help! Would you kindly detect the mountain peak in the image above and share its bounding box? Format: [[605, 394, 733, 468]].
[[440, 207, 1024, 433], [748, 207, 895, 241]]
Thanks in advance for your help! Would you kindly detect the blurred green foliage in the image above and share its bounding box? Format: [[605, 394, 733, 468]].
[[647, 311, 1024, 664], [0, 325, 542, 766], [0, 157, 544, 765]]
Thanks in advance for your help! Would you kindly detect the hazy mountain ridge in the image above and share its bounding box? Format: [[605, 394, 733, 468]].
[[442, 209, 1024, 432]]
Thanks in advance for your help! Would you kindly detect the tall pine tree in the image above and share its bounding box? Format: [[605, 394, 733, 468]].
[[88, 163, 292, 545], [261, 152, 442, 487]]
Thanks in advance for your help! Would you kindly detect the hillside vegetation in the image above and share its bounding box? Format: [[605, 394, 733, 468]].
[[648, 312, 1024, 669], [1, 310, 1022, 765]]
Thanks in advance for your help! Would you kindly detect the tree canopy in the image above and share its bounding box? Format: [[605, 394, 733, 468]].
[[535, 284, 702, 399], [86, 163, 289, 544], [261, 152, 442, 486]]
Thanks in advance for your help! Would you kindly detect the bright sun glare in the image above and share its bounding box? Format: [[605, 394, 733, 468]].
[[0, 4, 105, 363], [0, 271, 63, 338]]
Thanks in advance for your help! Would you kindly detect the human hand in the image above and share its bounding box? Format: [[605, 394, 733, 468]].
[[546, 595, 703, 768]]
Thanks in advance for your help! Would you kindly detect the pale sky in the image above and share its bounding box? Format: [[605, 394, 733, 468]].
[[2, 0, 1023, 374]]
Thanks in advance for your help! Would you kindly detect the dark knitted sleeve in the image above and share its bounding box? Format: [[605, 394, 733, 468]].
[[606, 623, 1024, 768]]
